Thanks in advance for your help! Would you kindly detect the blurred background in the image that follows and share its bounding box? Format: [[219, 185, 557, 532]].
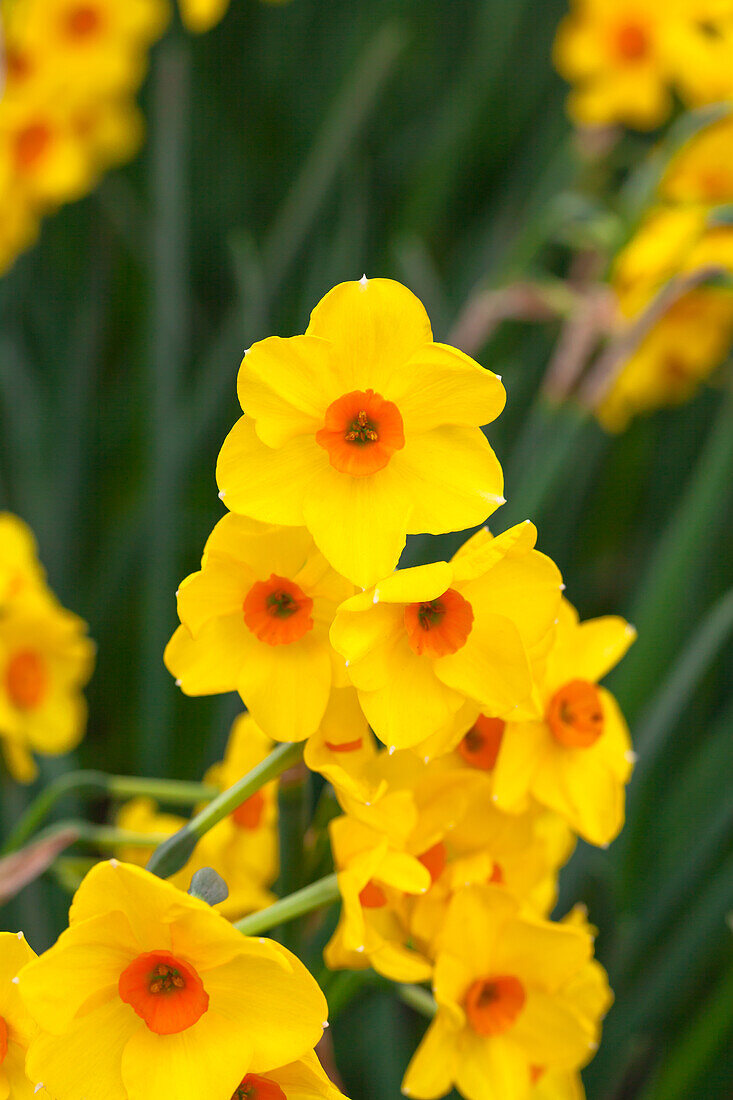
[[1, 1, 732, 1098]]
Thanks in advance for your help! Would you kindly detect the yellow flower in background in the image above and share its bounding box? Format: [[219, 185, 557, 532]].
[[18, 860, 329, 1100], [178, 0, 231, 32], [0, 932, 38, 1099], [0, 522, 95, 783], [302, 685, 383, 804], [117, 713, 279, 920], [217, 277, 506, 588], [662, 113, 733, 205], [554, 0, 733, 130], [491, 600, 635, 847], [330, 522, 561, 750], [401, 885, 611, 1100], [553, 0, 677, 130], [598, 204, 733, 431], [165, 514, 353, 741], [0, 0, 168, 275]]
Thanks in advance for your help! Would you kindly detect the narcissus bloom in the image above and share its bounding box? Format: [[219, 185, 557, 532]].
[[216, 278, 506, 587], [662, 114, 733, 206], [330, 522, 561, 749], [491, 600, 636, 847], [18, 861, 329, 1100], [0, 514, 45, 609], [402, 885, 611, 1100], [165, 515, 353, 741], [0, 931, 38, 1099], [553, 0, 677, 129], [117, 713, 279, 919], [0, 588, 95, 783], [228, 1051, 346, 1100], [598, 204, 733, 431]]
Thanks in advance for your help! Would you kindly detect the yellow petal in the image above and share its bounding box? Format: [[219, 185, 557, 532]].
[[358, 651, 466, 749], [392, 342, 506, 432], [395, 426, 504, 535], [401, 1011, 459, 1099], [236, 632, 332, 741], [491, 914, 591, 995], [454, 1031, 530, 1100], [165, 618, 250, 696], [511, 990, 596, 1069], [217, 416, 327, 525], [305, 278, 432, 392], [237, 336, 332, 445], [435, 612, 534, 717]]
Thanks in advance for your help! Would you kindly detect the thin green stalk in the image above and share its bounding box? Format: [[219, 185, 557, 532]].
[[35, 820, 172, 851], [276, 762, 311, 952], [1, 771, 216, 855], [234, 873, 340, 937], [397, 984, 437, 1019], [147, 742, 303, 879]]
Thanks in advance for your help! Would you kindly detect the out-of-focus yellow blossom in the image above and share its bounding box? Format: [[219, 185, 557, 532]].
[[554, 0, 733, 130], [117, 713, 278, 920], [662, 113, 733, 204], [0, 932, 38, 1099], [0, 514, 95, 782], [0, 0, 168, 275], [330, 522, 561, 750], [18, 860, 330, 1100], [401, 885, 611, 1100], [491, 600, 635, 847], [598, 204, 733, 431], [216, 277, 506, 588], [165, 514, 353, 742]]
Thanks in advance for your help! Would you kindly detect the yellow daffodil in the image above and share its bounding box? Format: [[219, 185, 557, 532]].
[[598, 205, 733, 430], [0, 932, 38, 1099], [491, 599, 635, 847], [165, 514, 353, 742], [662, 114, 733, 205], [402, 884, 611, 1100], [0, 587, 95, 782], [553, 0, 678, 129], [330, 522, 561, 750], [216, 277, 506, 587], [18, 860, 330, 1100]]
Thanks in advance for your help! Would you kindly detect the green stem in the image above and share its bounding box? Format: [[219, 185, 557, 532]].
[[1, 771, 216, 855], [147, 742, 304, 879], [35, 820, 172, 851], [397, 983, 437, 1019], [234, 873, 340, 937]]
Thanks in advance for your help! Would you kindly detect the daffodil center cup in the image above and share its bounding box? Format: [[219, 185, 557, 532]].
[[547, 679, 604, 749], [359, 880, 388, 909], [458, 716, 506, 770], [118, 951, 209, 1035], [324, 736, 364, 753], [0, 1015, 8, 1064], [5, 649, 47, 710], [232, 1074, 286, 1100], [231, 789, 266, 829], [612, 20, 650, 62], [243, 574, 314, 646], [315, 388, 405, 476], [418, 842, 447, 885], [404, 589, 474, 657], [465, 974, 526, 1036], [64, 4, 103, 38]]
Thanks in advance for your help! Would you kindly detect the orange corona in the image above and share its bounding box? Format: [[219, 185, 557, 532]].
[[403, 589, 474, 658], [465, 975, 526, 1036], [458, 715, 505, 770], [547, 680, 604, 748], [118, 951, 209, 1035], [6, 650, 47, 710], [243, 574, 314, 646], [232, 1074, 287, 1100], [315, 388, 405, 476]]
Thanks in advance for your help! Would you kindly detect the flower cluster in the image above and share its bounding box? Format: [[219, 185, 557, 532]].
[[554, 0, 733, 130], [0, 0, 169, 275], [0, 512, 94, 782], [117, 712, 279, 919], [7, 860, 345, 1100], [599, 115, 733, 431], [163, 278, 635, 1099]]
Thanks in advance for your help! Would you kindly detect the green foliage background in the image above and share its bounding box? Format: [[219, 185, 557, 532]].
[[1, 1, 731, 1097]]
